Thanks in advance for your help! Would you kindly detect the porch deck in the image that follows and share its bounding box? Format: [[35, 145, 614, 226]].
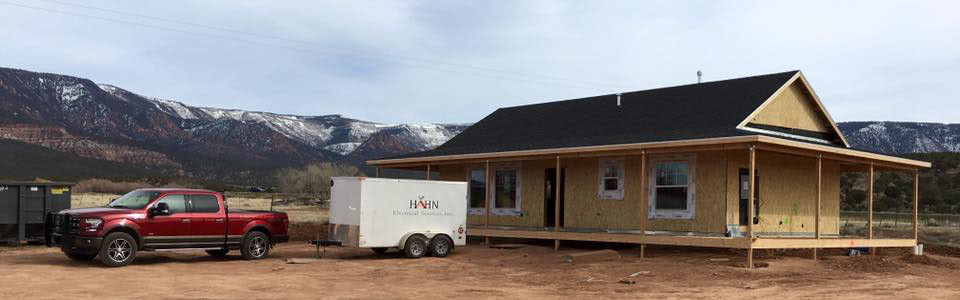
[[469, 227, 917, 250]]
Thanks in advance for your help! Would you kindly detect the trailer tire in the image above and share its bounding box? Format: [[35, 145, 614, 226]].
[[240, 231, 271, 260], [64, 251, 97, 261], [429, 235, 453, 258], [206, 249, 229, 257], [98, 232, 137, 267], [371, 247, 389, 255], [404, 236, 427, 259]]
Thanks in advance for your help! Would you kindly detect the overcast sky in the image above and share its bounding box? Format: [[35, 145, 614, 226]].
[[1, 0, 958, 124]]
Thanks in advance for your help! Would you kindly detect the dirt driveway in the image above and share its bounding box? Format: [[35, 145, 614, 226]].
[[1, 241, 959, 299]]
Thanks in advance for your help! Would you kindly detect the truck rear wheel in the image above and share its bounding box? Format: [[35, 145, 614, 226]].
[[404, 236, 427, 259], [98, 232, 137, 267], [240, 231, 270, 260], [430, 235, 453, 258]]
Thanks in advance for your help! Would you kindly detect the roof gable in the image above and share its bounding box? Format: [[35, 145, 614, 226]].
[[737, 73, 850, 147], [391, 70, 804, 159]]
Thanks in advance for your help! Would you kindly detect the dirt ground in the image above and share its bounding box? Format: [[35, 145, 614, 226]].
[[1, 240, 959, 300]]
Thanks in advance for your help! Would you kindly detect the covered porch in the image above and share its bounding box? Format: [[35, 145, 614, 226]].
[[369, 135, 929, 268]]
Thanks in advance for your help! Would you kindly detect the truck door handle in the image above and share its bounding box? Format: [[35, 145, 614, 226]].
[[214, 219, 224, 223], [180, 218, 191, 223]]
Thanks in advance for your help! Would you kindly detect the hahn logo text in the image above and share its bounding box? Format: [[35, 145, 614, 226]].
[[409, 196, 439, 209]]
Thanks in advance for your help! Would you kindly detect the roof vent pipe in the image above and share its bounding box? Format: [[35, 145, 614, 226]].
[[697, 70, 703, 83], [616, 93, 621, 107]]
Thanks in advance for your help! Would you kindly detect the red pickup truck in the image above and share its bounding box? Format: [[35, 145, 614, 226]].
[[45, 188, 289, 267]]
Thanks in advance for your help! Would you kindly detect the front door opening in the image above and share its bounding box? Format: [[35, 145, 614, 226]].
[[545, 168, 565, 227], [739, 168, 760, 226]]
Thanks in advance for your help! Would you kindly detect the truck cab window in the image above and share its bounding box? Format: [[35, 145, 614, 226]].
[[155, 194, 187, 214], [190, 194, 221, 213]]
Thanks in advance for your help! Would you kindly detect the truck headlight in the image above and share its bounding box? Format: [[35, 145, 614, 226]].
[[83, 219, 102, 231]]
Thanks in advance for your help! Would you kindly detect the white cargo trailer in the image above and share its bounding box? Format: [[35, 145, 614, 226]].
[[326, 177, 467, 258]]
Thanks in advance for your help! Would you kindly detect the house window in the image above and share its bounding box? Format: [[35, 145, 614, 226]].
[[598, 158, 624, 200], [648, 155, 696, 219], [467, 168, 486, 216], [490, 163, 522, 216]]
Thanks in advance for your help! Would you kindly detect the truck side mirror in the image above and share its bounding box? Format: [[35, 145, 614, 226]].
[[150, 202, 170, 217]]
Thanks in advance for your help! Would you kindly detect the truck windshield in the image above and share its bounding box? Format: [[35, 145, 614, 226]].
[[107, 191, 162, 209]]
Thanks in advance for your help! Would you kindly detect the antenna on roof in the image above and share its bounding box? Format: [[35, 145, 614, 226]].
[[616, 93, 621, 107], [697, 70, 703, 83]]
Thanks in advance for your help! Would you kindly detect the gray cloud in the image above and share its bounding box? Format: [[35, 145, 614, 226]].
[[1, 0, 958, 124]]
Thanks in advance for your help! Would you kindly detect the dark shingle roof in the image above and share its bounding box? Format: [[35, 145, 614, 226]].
[[388, 71, 802, 160]]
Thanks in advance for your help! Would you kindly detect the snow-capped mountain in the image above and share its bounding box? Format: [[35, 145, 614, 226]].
[[0, 67, 467, 182], [838, 121, 960, 154]]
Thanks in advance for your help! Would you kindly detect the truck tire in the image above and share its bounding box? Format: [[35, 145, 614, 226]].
[[429, 235, 453, 258], [64, 251, 97, 261], [404, 235, 427, 259], [98, 232, 138, 267], [206, 249, 229, 257], [240, 231, 270, 260], [371, 247, 389, 255]]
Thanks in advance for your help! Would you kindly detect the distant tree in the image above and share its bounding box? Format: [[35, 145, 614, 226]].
[[273, 163, 363, 194]]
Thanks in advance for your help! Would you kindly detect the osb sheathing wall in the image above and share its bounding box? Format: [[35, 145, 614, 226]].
[[724, 150, 841, 235], [437, 162, 548, 227], [750, 81, 833, 133]]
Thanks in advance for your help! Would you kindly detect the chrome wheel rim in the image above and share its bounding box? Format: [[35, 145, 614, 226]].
[[435, 240, 449, 255], [249, 236, 267, 257], [108, 239, 132, 262], [411, 241, 424, 256]]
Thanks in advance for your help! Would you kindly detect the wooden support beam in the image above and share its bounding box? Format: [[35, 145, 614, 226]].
[[868, 163, 874, 255], [484, 160, 491, 244], [747, 146, 756, 268], [375, 167, 380, 177], [426, 163, 431, 180], [554, 156, 561, 251], [562, 249, 620, 264], [639, 150, 647, 259], [814, 154, 822, 261], [913, 170, 919, 240]]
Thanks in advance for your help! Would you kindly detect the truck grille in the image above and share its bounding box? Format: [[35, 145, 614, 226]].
[[49, 213, 75, 234]]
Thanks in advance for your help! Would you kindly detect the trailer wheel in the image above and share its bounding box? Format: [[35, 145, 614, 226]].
[[241, 231, 271, 260], [371, 247, 389, 255], [404, 236, 427, 258], [98, 232, 138, 267], [429, 235, 453, 258]]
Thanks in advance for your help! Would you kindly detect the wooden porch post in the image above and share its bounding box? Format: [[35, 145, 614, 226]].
[[868, 163, 874, 255], [375, 167, 381, 177], [484, 160, 491, 244], [747, 146, 756, 268], [554, 156, 561, 251], [640, 150, 647, 259], [913, 170, 919, 241], [814, 154, 822, 261], [426, 163, 431, 180]]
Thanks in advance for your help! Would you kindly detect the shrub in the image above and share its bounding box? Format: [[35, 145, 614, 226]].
[[274, 163, 362, 194]]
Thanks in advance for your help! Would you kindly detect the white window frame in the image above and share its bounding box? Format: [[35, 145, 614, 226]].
[[597, 157, 625, 200], [466, 167, 486, 216], [488, 163, 522, 216], [647, 154, 696, 220]]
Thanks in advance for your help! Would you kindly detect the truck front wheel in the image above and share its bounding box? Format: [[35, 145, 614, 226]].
[[404, 236, 427, 259], [429, 235, 453, 257], [240, 231, 271, 260], [98, 232, 138, 267]]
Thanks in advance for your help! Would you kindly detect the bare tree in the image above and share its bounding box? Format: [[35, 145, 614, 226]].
[[274, 163, 363, 194]]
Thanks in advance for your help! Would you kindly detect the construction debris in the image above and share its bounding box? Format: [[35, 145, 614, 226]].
[[286, 258, 322, 264], [562, 249, 621, 264], [490, 244, 528, 249], [629, 271, 653, 277]]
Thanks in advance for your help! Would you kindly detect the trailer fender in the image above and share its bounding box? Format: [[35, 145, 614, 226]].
[[399, 232, 437, 250]]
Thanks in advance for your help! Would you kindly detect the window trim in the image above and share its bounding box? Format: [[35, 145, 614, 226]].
[[150, 193, 188, 216], [489, 163, 522, 216], [466, 167, 486, 216], [597, 157, 625, 200], [647, 154, 697, 220]]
